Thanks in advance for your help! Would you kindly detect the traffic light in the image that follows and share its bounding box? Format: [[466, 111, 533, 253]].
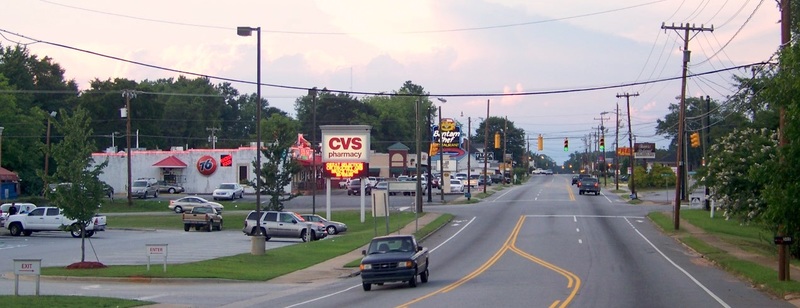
[[690, 132, 701, 148], [494, 132, 501, 149], [537, 134, 543, 151], [599, 137, 605, 151], [563, 138, 569, 152]]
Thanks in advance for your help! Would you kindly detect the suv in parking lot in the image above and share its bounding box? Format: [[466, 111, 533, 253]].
[[242, 211, 326, 242], [131, 179, 159, 199]]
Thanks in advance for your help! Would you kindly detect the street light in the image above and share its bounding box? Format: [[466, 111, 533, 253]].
[[436, 98, 446, 202], [308, 87, 318, 215], [43, 111, 57, 193], [238, 25, 264, 255]]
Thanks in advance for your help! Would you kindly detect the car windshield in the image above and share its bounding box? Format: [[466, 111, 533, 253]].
[[219, 184, 235, 189], [132, 181, 147, 187]]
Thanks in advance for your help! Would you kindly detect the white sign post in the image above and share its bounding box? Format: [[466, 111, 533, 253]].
[[146, 244, 168, 272], [13, 259, 41, 295]]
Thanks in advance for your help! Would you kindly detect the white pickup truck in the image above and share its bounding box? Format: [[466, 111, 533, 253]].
[[5, 207, 107, 238]]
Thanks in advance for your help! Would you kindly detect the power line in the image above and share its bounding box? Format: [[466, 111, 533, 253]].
[[39, 0, 666, 35]]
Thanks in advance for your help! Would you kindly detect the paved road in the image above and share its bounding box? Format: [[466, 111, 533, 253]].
[[0, 175, 790, 307]]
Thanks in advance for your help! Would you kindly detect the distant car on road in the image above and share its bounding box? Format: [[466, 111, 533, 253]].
[[213, 183, 244, 200], [578, 177, 601, 195], [169, 196, 224, 213]]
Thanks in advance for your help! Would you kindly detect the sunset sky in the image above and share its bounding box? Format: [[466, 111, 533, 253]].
[[1, 0, 781, 163]]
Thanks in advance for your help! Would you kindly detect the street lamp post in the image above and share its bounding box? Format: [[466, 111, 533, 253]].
[[309, 87, 318, 215], [238, 26, 264, 255], [436, 98, 446, 202], [43, 111, 57, 193]]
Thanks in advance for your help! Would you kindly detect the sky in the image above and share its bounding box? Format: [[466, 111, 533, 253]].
[[0, 0, 782, 164]]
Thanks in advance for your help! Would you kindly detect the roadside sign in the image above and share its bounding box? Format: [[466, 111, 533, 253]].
[[146, 244, 168, 272], [13, 259, 41, 295], [774, 236, 794, 245]]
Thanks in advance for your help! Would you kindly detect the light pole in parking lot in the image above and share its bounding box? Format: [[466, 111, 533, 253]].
[[237, 25, 265, 255]]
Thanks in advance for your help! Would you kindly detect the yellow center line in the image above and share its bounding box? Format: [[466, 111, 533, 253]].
[[567, 184, 576, 201], [397, 216, 582, 308]]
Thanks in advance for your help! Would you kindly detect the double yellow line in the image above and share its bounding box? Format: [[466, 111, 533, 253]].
[[399, 216, 581, 308]]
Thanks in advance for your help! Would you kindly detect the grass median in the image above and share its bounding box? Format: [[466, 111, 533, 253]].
[[649, 209, 800, 298], [0, 295, 151, 308], [42, 211, 452, 281]]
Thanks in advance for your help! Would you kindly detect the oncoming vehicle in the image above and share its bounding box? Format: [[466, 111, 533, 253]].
[[360, 235, 429, 291]]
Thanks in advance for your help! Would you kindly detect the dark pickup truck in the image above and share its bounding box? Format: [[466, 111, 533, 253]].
[[359, 234, 429, 291]]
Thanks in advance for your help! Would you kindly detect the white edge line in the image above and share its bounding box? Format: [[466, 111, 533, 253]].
[[284, 284, 361, 308], [623, 217, 731, 308], [283, 216, 477, 308]]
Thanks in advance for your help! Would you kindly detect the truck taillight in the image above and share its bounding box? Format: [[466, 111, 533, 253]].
[[94, 217, 99, 224]]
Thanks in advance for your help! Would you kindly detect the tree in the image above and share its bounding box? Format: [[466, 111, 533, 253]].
[[255, 113, 303, 211], [474, 116, 526, 168], [696, 127, 777, 220], [46, 107, 108, 263]]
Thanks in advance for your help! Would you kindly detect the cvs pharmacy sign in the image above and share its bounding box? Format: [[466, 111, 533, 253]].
[[321, 125, 371, 163]]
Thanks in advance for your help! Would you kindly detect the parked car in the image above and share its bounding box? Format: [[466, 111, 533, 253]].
[[157, 181, 185, 194], [449, 179, 465, 193], [213, 183, 244, 200], [242, 210, 325, 242], [477, 175, 492, 186], [131, 179, 159, 199], [300, 214, 348, 235], [182, 205, 223, 232], [169, 196, 224, 213], [578, 177, 601, 195], [347, 179, 372, 196]]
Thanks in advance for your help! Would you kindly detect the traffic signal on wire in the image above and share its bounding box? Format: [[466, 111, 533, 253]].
[[494, 132, 501, 149], [563, 138, 569, 152], [537, 134, 543, 151], [599, 137, 605, 151], [690, 132, 701, 148]]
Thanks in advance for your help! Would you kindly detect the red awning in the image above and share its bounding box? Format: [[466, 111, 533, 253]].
[[152, 155, 187, 168], [0, 167, 20, 181]]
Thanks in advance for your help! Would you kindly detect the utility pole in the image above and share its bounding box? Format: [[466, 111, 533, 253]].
[[778, 0, 791, 282], [122, 89, 137, 207], [483, 100, 489, 194], [662, 22, 714, 231], [615, 103, 620, 190], [502, 116, 508, 177], [617, 92, 639, 199], [206, 127, 220, 149]]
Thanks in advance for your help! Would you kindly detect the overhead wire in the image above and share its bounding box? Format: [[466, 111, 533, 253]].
[[39, 0, 667, 35]]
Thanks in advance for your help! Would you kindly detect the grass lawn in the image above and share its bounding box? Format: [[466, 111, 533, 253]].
[[42, 211, 453, 281], [0, 295, 151, 308], [649, 209, 800, 297], [108, 212, 248, 230]]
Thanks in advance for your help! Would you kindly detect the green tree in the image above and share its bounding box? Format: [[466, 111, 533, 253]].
[[696, 127, 777, 220], [46, 107, 108, 263], [255, 113, 303, 211], [474, 116, 526, 168]]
